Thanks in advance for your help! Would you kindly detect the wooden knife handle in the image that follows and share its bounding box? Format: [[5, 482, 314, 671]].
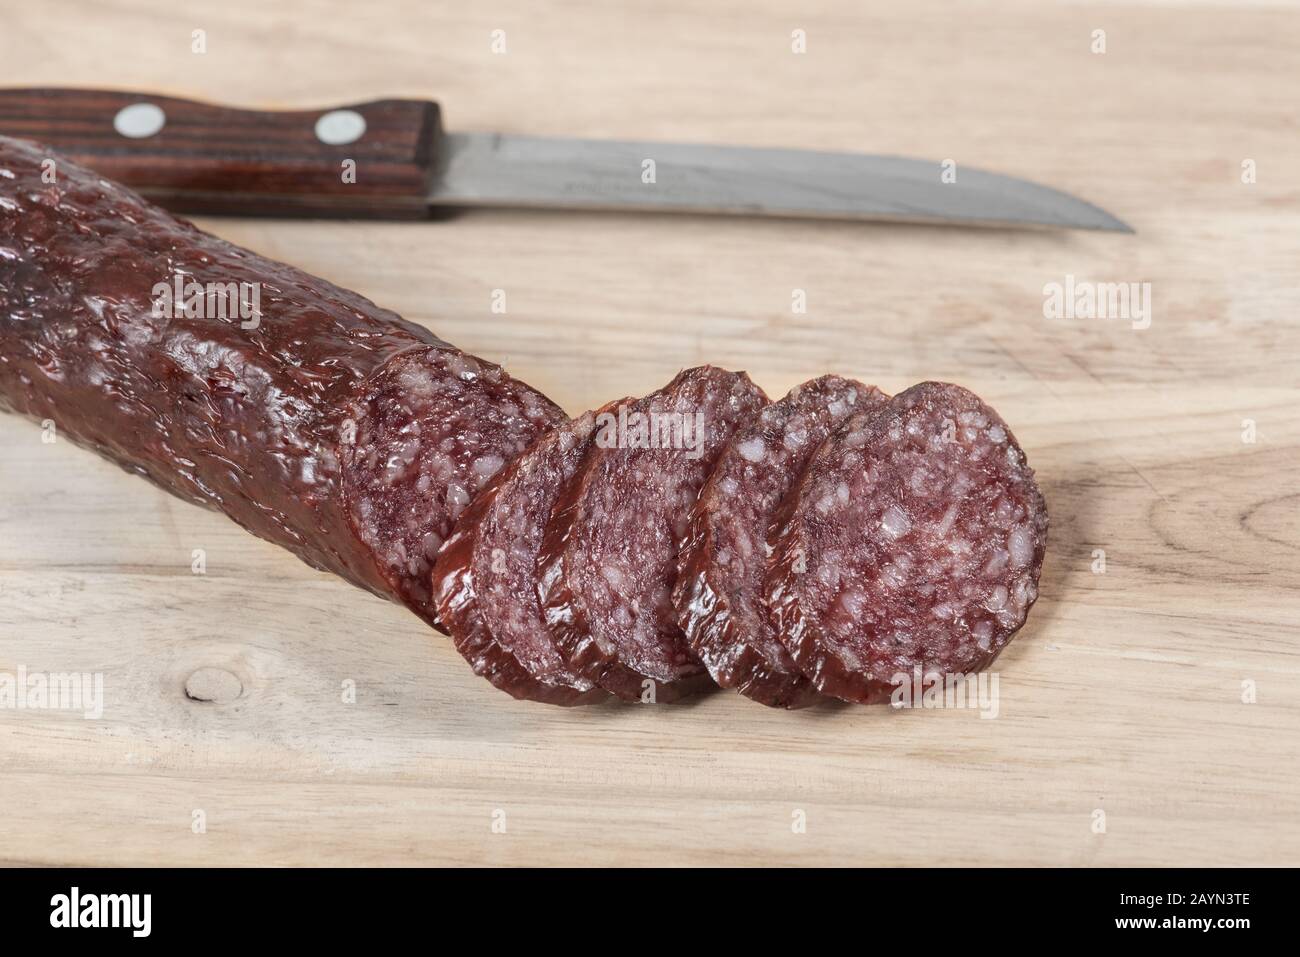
[[0, 88, 443, 218]]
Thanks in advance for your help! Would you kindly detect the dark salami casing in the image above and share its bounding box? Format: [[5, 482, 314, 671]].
[[674, 375, 888, 708], [537, 366, 769, 702], [765, 381, 1049, 703], [0, 135, 561, 624]]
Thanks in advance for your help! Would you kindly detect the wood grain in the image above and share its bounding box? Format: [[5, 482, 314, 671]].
[[2, 0, 1298, 866]]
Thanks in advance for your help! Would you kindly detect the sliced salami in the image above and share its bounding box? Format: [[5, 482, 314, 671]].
[[432, 411, 608, 705], [538, 367, 768, 702], [765, 381, 1048, 704], [674, 376, 888, 708], [340, 347, 564, 626]]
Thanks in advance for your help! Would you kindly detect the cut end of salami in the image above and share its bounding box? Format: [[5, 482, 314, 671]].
[[674, 375, 889, 708], [433, 411, 608, 706], [339, 346, 564, 628], [538, 366, 769, 702], [766, 381, 1048, 704]]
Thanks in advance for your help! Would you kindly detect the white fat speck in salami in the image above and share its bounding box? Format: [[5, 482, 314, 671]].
[[764, 381, 1048, 704], [673, 375, 888, 708]]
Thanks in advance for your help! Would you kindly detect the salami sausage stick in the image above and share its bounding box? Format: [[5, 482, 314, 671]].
[[765, 382, 1048, 703], [0, 136, 561, 626]]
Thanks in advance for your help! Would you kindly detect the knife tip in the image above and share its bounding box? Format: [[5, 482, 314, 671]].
[[1076, 204, 1133, 234], [1098, 217, 1135, 235]]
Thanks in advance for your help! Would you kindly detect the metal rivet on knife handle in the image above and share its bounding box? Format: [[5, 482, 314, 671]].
[[315, 110, 367, 146], [113, 103, 166, 139]]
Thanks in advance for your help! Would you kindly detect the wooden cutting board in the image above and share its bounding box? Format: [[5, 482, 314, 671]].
[[2, 0, 1297, 866]]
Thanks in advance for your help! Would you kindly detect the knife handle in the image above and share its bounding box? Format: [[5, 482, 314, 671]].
[[0, 88, 442, 219]]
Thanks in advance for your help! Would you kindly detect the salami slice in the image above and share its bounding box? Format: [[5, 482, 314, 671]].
[[340, 347, 563, 623], [765, 381, 1048, 704], [0, 135, 560, 627], [538, 367, 768, 702], [432, 412, 608, 705], [674, 376, 888, 708]]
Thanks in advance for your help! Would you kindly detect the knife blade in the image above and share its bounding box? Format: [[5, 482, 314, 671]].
[[434, 132, 1130, 231], [0, 88, 1130, 231]]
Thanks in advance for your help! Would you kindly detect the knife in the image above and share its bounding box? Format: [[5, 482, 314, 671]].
[[0, 88, 1130, 231]]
